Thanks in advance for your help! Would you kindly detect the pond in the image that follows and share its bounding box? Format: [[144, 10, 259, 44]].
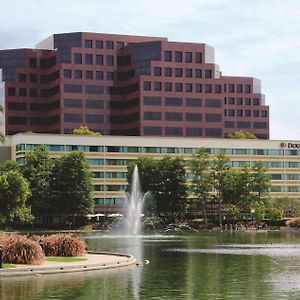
[[1, 231, 300, 299]]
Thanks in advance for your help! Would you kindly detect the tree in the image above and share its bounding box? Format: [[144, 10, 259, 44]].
[[50, 151, 94, 215], [211, 153, 231, 226], [0, 170, 33, 226], [271, 197, 300, 218], [227, 130, 257, 139], [72, 125, 101, 136], [251, 162, 271, 203], [0, 160, 20, 172], [22, 145, 53, 216], [155, 157, 187, 220], [190, 148, 212, 227]]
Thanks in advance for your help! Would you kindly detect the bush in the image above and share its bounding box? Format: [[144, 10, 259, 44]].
[[286, 217, 300, 228], [2, 234, 44, 265], [44, 234, 86, 257]]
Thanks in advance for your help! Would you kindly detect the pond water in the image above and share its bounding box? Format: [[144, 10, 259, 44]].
[[1, 231, 300, 299]]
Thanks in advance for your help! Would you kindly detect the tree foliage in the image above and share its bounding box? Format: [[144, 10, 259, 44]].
[[227, 130, 257, 139], [72, 126, 101, 136], [271, 197, 300, 218], [0, 170, 33, 226], [50, 151, 94, 215]]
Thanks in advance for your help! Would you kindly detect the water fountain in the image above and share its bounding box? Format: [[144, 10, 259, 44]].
[[123, 165, 148, 235]]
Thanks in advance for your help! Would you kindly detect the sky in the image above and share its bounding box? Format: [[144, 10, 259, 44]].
[[1, 0, 300, 140]]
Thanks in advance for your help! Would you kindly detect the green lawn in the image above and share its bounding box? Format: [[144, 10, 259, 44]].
[[46, 257, 86, 263], [2, 263, 16, 269]]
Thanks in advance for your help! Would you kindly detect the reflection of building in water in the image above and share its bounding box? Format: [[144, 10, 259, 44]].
[[2, 133, 300, 214]]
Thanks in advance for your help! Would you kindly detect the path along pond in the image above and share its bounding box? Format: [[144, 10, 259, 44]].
[[1, 231, 300, 300]]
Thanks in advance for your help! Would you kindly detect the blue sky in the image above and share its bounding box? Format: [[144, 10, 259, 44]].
[[2, 0, 300, 139]]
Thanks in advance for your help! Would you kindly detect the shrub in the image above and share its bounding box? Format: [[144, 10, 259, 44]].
[[2, 235, 44, 265], [44, 234, 86, 257], [286, 217, 300, 228]]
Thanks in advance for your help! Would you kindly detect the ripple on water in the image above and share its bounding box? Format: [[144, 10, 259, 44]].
[[168, 244, 300, 257]]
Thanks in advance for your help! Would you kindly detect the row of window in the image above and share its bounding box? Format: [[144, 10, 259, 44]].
[[93, 172, 127, 179], [84, 39, 124, 50], [270, 186, 300, 193], [64, 114, 104, 123], [18, 143, 300, 157], [95, 198, 125, 205], [225, 97, 259, 105], [225, 121, 268, 129], [64, 99, 104, 109], [74, 53, 115, 66], [64, 69, 114, 81], [225, 109, 268, 118], [143, 126, 220, 136], [153, 67, 211, 79], [272, 174, 300, 180], [164, 51, 202, 63]]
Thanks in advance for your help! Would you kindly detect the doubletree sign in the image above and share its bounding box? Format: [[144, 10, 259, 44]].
[[280, 142, 300, 149]]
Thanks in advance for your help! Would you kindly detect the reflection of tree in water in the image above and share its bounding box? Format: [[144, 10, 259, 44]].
[[0, 267, 136, 300]]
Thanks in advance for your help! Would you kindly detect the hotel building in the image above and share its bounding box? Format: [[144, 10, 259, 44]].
[[0, 32, 269, 138], [1, 133, 300, 214]]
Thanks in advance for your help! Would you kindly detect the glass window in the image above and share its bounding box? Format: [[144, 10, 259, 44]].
[[237, 109, 243, 116], [164, 82, 172, 91], [86, 114, 104, 123], [74, 53, 82, 64], [195, 52, 202, 63], [237, 84, 243, 93], [85, 71, 93, 80], [175, 83, 183, 92], [186, 128, 202, 136], [253, 98, 259, 105], [30, 74, 38, 83], [74, 70, 82, 79], [64, 69, 72, 78], [96, 40, 103, 49], [154, 82, 162, 91], [154, 67, 161, 76], [144, 96, 161, 105], [106, 41, 114, 49], [205, 84, 212, 93], [195, 84, 202, 93], [8, 87, 16, 96], [228, 84, 235, 93], [175, 51, 182, 62], [185, 52, 192, 63], [253, 110, 259, 117], [96, 71, 103, 80], [144, 111, 161, 120], [225, 121, 235, 128], [64, 84, 82, 93], [228, 97, 235, 105], [205, 69, 212, 78], [29, 58, 37, 68], [237, 97, 243, 105], [64, 99, 82, 108], [186, 113, 202, 121], [175, 68, 182, 77], [186, 98, 202, 107], [262, 110, 268, 117], [96, 55, 103, 65], [117, 41, 124, 50], [165, 127, 183, 136], [228, 109, 235, 116], [144, 126, 162, 135], [245, 98, 251, 105], [106, 72, 114, 80], [85, 85, 104, 94], [19, 73, 26, 82], [245, 84, 251, 93], [237, 121, 251, 128], [19, 88, 27, 96], [215, 84, 222, 93], [205, 113, 221, 122], [205, 99, 221, 107], [30, 88, 37, 97], [85, 39, 93, 48], [144, 81, 151, 90], [106, 55, 114, 66], [245, 110, 251, 117], [64, 114, 82, 122], [165, 112, 183, 121], [165, 97, 182, 106], [164, 67, 172, 76], [86, 100, 104, 109], [185, 69, 193, 78], [164, 51, 172, 62], [205, 128, 222, 137], [195, 69, 202, 78], [254, 122, 267, 129], [85, 54, 93, 64], [185, 83, 193, 92]]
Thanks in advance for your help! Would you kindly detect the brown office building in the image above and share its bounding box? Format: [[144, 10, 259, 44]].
[[0, 32, 269, 138]]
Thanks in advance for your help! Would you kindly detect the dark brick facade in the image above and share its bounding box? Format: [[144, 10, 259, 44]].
[[0, 32, 269, 138]]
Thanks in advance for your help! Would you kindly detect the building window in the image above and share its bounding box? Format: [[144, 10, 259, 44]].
[[237, 121, 251, 129], [186, 98, 202, 107], [144, 126, 162, 135], [19, 88, 27, 97], [8, 87, 16, 96], [85, 71, 93, 80], [253, 98, 259, 105], [237, 97, 243, 105], [195, 69, 202, 78], [165, 112, 183, 121], [29, 58, 37, 68], [164, 51, 172, 62], [228, 109, 235, 116], [86, 100, 104, 109], [96, 55, 103, 65], [85, 85, 104, 94], [18, 73, 27, 82], [144, 97, 161, 105], [106, 72, 114, 81], [245, 84, 251, 93], [205, 113, 222, 122], [106, 41, 114, 49], [30, 74, 38, 83], [225, 121, 235, 128], [96, 71, 103, 80], [64, 114, 83, 122], [186, 113, 202, 121], [64, 99, 82, 108], [205, 84, 212, 93], [195, 84, 202, 93], [154, 82, 162, 91], [253, 110, 259, 117], [74, 53, 82, 64], [144, 81, 151, 90], [185, 52, 192, 63], [85, 54, 93, 64], [144, 112, 162, 120], [253, 122, 267, 129], [175, 83, 183, 92], [117, 41, 124, 50], [245, 98, 251, 105], [164, 82, 172, 92], [64, 69, 72, 78], [96, 40, 103, 49], [86, 114, 104, 123], [106, 55, 114, 66], [228, 84, 235, 93], [237, 109, 243, 116], [185, 83, 193, 92], [215, 84, 222, 93], [237, 84, 243, 93], [262, 110, 268, 118], [64, 84, 82, 93], [165, 97, 182, 106], [228, 97, 235, 105], [74, 70, 82, 79], [205, 128, 222, 137], [175, 51, 182, 62], [165, 127, 183, 136], [30, 88, 37, 97], [85, 39, 93, 48], [8, 102, 27, 110], [205, 69, 212, 78], [186, 128, 202, 136], [185, 69, 193, 78], [154, 67, 161, 76], [205, 99, 221, 108], [245, 110, 251, 117], [164, 67, 172, 77], [195, 52, 202, 63], [175, 68, 182, 77]]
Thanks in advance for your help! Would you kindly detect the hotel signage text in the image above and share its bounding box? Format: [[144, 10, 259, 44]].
[[280, 142, 300, 149]]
